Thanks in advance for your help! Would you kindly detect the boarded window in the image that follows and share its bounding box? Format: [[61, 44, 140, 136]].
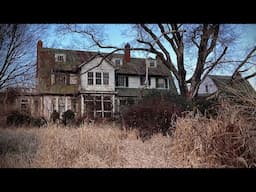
[[88, 72, 93, 85], [103, 72, 109, 85], [96, 72, 102, 85]]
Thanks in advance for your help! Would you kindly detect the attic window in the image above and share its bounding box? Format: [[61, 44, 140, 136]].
[[205, 85, 209, 93], [55, 54, 66, 62], [149, 60, 156, 67], [147, 58, 157, 68], [113, 58, 122, 66]]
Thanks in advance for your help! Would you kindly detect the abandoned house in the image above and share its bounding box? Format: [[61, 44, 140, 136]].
[[6, 40, 177, 120], [197, 74, 255, 97]]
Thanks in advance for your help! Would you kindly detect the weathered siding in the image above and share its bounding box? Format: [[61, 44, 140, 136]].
[[198, 76, 218, 95], [80, 57, 115, 92], [128, 76, 140, 88], [150, 77, 156, 88]]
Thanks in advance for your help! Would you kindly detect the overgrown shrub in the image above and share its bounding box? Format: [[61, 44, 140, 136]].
[[50, 110, 60, 123], [6, 111, 31, 126], [192, 97, 219, 118], [62, 110, 75, 126], [6, 111, 47, 127], [123, 98, 183, 141]]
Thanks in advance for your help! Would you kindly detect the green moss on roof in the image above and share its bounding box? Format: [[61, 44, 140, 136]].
[[209, 75, 255, 95]]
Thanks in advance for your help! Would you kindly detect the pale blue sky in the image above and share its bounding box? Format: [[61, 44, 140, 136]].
[[41, 24, 256, 89]]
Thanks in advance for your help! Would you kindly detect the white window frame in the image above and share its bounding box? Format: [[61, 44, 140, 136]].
[[113, 58, 123, 66], [103, 72, 109, 85], [88, 72, 94, 85], [146, 58, 157, 68], [96, 72, 102, 85], [117, 75, 128, 87], [55, 54, 66, 62]]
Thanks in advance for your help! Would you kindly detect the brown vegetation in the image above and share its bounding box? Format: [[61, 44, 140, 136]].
[[0, 88, 255, 168]]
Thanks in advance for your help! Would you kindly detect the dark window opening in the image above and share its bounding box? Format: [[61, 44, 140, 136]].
[[57, 55, 64, 62], [88, 72, 93, 85], [84, 95, 113, 118], [103, 72, 109, 85], [96, 72, 102, 85], [117, 75, 128, 87], [205, 85, 209, 93], [20, 99, 29, 113], [55, 73, 69, 85]]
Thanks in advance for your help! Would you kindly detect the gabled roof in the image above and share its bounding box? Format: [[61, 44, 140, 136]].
[[38, 47, 171, 77], [79, 53, 115, 69], [115, 57, 171, 76], [208, 75, 255, 94]]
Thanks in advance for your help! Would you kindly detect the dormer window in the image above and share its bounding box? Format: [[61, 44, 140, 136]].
[[55, 54, 66, 62], [113, 58, 122, 66], [146, 58, 157, 68], [149, 60, 156, 67], [58, 55, 64, 62]]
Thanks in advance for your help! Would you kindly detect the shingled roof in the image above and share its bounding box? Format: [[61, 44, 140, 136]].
[[209, 75, 255, 95], [38, 47, 171, 77]]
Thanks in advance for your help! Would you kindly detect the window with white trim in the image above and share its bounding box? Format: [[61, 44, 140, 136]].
[[55, 54, 66, 62], [116, 75, 128, 87], [149, 60, 156, 67], [146, 58, 157, 68], [113, 58, 122, 66], [103, 72, 109, 85], [88, 72, 93, 85], [96, 72, 102, 85]]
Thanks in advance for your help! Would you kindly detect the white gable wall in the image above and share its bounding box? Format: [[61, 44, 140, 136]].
[[198, 76, 218, 95], [80, 57, 115, 92]]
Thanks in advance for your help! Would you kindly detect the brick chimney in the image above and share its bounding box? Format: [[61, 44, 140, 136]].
[[124, 43, 130, 63], [36, 40, 43, 78]]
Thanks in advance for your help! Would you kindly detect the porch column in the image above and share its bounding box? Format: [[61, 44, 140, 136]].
[[55, 97, 58, 111], [65, 97, 68, 111], [81, 95, 84, 116], [112, 95, 115, 115]]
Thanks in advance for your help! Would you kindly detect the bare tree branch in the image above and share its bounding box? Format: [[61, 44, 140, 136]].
[[231, 46, 256, 80]]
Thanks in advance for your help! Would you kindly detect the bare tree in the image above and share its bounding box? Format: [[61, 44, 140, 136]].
[[62, 24, 256, 99], [0, 24, 46, 90]]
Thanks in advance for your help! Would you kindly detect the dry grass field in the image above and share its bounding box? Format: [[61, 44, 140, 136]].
[[1, 89, 255, 168]]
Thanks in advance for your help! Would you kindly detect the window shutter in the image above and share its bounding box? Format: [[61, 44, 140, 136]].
[[66, 74, 70, 85], [165, 78, 168, 88], [115, 74, 118, 86], [156, 78, 159, 88], [149, 77, 151, 86], [126, 76, 129, 87], [51, 73, 55, 85]]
